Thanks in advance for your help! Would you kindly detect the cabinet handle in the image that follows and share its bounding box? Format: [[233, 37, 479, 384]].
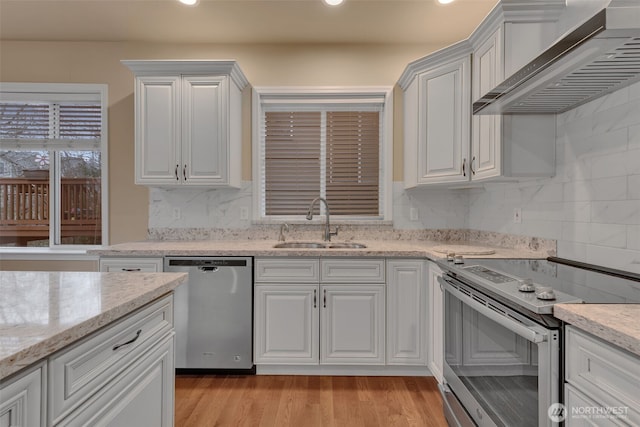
[[323, 289, 327, 308], [113, 329, 142, 351], [313, 289, 317, 308], [121, 268, 141, 272], [183, 164, 187, 181], [462, 158, 466, 177], [175, 164, 179, 181], [471, 156, 476, 175]]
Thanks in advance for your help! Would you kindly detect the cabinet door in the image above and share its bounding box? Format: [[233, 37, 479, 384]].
[[182, 76, 229, 185], [57, 335, 174, 427], [254, 285, 319, 364], [427, 263, 444, 382], [415, 57, 470, 185], [386, 260, 427, 365], [320, 285, 385, 365], [135, 76, 181, 185], [472, 27, 502, 180], [0, 363, 44, 427]]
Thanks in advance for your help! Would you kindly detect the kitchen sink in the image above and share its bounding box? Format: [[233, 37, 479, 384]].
[[328, 242, 367, 249], [273, 242, 327, 248], [272, 241, 367, 249]]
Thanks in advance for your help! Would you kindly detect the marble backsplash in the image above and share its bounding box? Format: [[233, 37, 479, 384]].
[[147, 226, 556, 255]]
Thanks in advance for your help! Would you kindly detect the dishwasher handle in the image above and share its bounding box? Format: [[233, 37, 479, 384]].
[[199, 266, 219, 272]]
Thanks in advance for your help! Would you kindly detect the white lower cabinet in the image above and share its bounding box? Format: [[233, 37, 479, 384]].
[[0, 295, 176, 427], [386, 260, 427, 366], [56, 335, 174, 427], [321, 285, 385, 365], [0, 363, 45, 427], [427, 262, 444, 382], [254, 285, 319, 364], [99, 257, 163, 272], [254, 258, 387, 366], [564, 326, 640, 426]]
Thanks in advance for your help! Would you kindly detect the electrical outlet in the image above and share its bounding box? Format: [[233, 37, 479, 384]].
[[172, 208, 181, 220], [240, 207, 249, 220], [513, 208, 522, 223], [409, 207, 419, 221]]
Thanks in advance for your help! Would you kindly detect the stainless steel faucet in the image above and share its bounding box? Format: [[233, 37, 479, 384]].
[[278, 223, 289, 242], [306, 197, 338, 242]]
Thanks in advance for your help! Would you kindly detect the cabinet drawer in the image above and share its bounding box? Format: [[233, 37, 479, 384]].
[[320, 259, 385, 283], [564, 384, 625, 426], [99, 257, 163, 272], [565, 326, 640, 425], [255, 258, 319, 283], [48, 295, 173, 424]]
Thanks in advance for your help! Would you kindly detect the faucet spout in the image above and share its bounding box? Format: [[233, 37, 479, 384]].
[[306, 197, 339, 242]]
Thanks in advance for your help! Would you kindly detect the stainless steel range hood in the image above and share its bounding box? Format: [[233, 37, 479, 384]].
[[473, 5, 640, 115]]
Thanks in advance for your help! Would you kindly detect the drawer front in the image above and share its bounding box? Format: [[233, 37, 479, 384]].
[[320, 259, 385, 283], [99, 257, 163, 272], [255, 258, 319, 283], [48, 295, 173, 424], [564, 384, 625, 426], [565, 326, 640, 425]]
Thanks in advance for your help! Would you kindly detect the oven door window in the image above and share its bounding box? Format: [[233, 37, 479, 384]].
[[444, 288, 556, 427]]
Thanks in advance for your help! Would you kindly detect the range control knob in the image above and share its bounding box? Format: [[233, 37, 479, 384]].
[[535, 286, 556, 300], [518, 278, 535, 292]]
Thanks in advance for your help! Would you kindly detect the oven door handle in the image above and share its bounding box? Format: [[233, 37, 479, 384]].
[[439, 276, 548, 344]]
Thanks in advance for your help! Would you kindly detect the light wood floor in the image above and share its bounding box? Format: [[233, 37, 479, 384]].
[[175, 375, 448, 427]]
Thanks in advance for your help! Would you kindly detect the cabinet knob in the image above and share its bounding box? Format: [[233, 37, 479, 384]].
[[462, 158, 466, 177]]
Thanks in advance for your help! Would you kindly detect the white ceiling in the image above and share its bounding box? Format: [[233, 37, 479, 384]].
[[0, 0, 498, 45]]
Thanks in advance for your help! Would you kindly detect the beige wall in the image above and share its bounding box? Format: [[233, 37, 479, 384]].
[[0, 40, 440, 248]]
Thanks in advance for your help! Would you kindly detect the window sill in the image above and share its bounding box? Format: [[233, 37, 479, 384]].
[[0, 247, 100, 261]]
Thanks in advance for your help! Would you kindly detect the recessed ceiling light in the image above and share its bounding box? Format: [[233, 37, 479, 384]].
[[438, 0, 455, 4], [324, 0, 344, 6], [178, 0, 199, 6]]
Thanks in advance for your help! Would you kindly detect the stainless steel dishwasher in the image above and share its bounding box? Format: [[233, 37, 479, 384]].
[[165, 257, 254, 373]]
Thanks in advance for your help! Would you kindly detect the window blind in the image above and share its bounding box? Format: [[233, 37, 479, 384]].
[[264, 111, 321, 216], [0, 102, 102, 149], [263, 109, 381, 217], [326, 111, 379, 216]]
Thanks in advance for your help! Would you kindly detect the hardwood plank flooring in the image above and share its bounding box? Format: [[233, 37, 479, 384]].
[[175, 375, 448, 427]]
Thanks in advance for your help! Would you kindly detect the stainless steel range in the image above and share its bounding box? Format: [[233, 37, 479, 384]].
[[435, 257, 640, 427]]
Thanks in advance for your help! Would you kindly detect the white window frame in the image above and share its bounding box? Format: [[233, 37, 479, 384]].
[[0, 82, 109, 255], [252, 86, 393, 223]]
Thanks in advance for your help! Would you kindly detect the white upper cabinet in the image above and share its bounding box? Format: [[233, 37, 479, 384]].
[[469, 2, 564, 181], [122, 60, 248, 188], [400, 42, 471, 188], [399, 0, 565, 187]]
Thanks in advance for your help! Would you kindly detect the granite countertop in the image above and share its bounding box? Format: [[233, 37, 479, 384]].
[[0, 271, 188, 380], [554, 304, 640, 358], [89, 239, 547, 260]]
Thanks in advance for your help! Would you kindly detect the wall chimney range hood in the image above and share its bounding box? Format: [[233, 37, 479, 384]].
[[473, 5, 640, 115]]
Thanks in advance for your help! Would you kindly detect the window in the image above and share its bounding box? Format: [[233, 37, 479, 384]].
[[253, 87, 393, 221], [0, 83, 108, 248]]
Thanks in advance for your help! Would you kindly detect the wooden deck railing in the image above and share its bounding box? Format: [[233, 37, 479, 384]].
[[0, 177, 101, 245]]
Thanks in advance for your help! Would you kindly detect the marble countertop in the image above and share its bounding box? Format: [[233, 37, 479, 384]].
[[89, 239, 547, 260], [0, 271, 188, 381], [554, 304, 640, 358]]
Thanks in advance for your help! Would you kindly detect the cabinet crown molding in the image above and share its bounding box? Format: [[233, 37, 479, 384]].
[[121, 60, 249, 90], [469, 0, 566, 46], [397, 40, 472, 90]]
